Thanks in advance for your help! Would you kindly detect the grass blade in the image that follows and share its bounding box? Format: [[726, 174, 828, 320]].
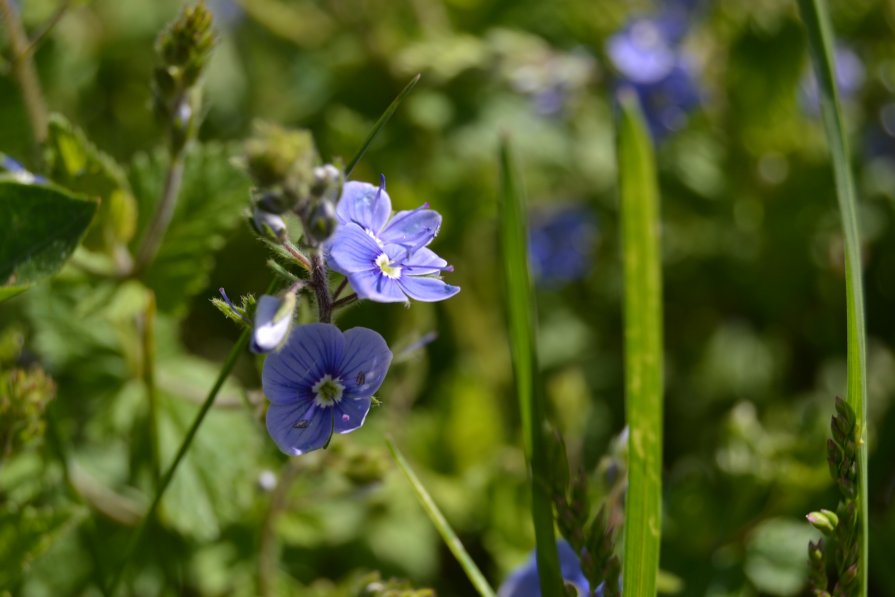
[[497, 138, 563, 594], [797, 1, 869, 593], [344, 73, 421, 177], [617, 90, 664, 597], [385, 436, 496, 597]]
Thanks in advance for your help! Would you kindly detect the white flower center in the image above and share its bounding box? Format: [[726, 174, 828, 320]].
[[375, 253, 402, 279], [312, 374, 344, 407]]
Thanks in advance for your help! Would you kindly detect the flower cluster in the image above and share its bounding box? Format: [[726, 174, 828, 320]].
[[606, 1, 702, 139], [218, 128, 459, 455]]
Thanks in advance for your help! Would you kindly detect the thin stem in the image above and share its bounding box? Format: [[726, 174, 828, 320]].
[[258, 460, 303, 597], [107, 326, 251, 595], [24, 0, 72, 58], [332, 293, 357, 309], [311, 252, 333, 323], [133, 151, 186, 273], [332, 277, 348, 301], [0, 0, 50, 146], [283, 241, 312, 271], [140, 292, 161, 489]]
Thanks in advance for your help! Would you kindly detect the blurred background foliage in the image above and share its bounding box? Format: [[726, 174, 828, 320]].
[[2, 0, 895, 595]]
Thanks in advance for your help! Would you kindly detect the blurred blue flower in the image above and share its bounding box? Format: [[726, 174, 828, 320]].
[[262, 323, 392, 455], [498, 540, 597, 597], [529, 205, 597, 286], [800, 45, 865, 114], [607, 7, 702, 138], [327, 177, 460, 303], [250, 293, 296, 354], [1, 153, 47, 185]]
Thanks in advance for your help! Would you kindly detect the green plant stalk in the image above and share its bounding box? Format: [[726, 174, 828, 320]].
[[133, 151, 186, 273], [0, 0, 49, 146], [797, 1, 869, 594], [498, 138, 563, 595], [617, 90, 664, 597], [107, 326, 251, 595], [343, 74, 420, 177], [386, 436, 496, 597], [141, 292, 161, 489]]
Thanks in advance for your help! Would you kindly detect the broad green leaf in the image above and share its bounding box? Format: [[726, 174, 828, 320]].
[[44, 113, 137, 251], [617, 90, 664, 597], [129, 143, 251, 313], [0, 504, 84, 587], [0, 182, 97, 300], [798, 1, 869, 593], [497, 139, 562, 595]]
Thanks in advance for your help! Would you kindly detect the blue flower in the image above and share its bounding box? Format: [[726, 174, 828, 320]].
[[250, 293, 296, 354], [607, 10, 702, 139], [498, 540, 596, 597], [1, 153, 47, 185], [262, 323, 392, 455], [326, 177, 460, 303], [800, 45, 865, 114], [529, 205, 597, 286]]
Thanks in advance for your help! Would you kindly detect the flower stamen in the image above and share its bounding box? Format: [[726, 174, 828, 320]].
[[312, 374, 344, 407]]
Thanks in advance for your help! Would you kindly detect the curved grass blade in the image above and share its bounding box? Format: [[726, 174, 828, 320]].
[[344, 73, 421, 177], [385, 436, 496, 597], [797, 1, 869, 593], [617, 89, 664, 597], [497, 138, 563, 595]]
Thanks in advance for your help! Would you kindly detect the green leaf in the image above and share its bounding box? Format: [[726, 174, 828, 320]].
[[497, 138, 562, 595], [344, 74, 421, 177], [0, 504, 84, 587], [44, 113, 137, 251], [0, 182, 97, 300], [797, 1, 869, 593], [129, 143, 251, 313], [617, 90, 664, 597], [386, 436, 496, 597]]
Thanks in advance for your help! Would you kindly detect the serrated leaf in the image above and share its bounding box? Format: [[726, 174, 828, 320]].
[[0, 504, 84, 587], [129, 143, 251, 314], [44, 113, 137, 250], [0, 182, 97, 300]]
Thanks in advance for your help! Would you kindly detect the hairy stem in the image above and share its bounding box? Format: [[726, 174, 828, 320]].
[[0, 0, 49, 146], [134, 151, 186, 273], [311, 252, 333, 323]]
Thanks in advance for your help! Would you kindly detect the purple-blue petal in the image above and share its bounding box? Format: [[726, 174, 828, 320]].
[[265, 401, 332, 455], [333, 396, 372, 434], [335, 181, 391, 233], [262, 323, 345, 404], [403, 247, 450, 275], [338, 327, 393, 399], [396, 275, 460, 302], [328, 223, 383, 275], [347, 269, 409, 303], [379, 205, 441, 250], [498, 540, 589, 597]]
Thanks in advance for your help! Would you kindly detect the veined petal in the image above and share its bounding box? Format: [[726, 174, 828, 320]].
[[262, 323, 345, 404], [397, 275, 460, 302], [379, 205, 441, 250], [266, 401, 332, 455], [338, 327, 393, 399], [328, 223, 382, 274], [402, 247, 450, 275], [335, 180, 391, 233], [347, 268, 409, 303], [333, 396, 372, 434]]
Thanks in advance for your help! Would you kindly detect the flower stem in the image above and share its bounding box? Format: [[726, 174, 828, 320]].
[[107, 326, 251, 595], [258, 460, 303, 597], [0, 0, 50, 147], [133, 150, 186, 274], [332, 293, 357, 310], [311, 252, 333, 323], [140, 292, 161, 489]]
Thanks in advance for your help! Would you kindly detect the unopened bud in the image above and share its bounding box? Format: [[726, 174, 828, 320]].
[[306, 199, 338, 244], [250, 292, 297, 354], [806, 511, 837, 535], [253, 208, 287, 242]]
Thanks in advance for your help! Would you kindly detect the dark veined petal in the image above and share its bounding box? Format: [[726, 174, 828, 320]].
[[379, 205, 441, 250], [347, 268, 408, 303], [335, 180, 391, 233], [397, 275, 460, 302], [338, 326, 393, 399], [402, 246, 450, 275], [328, 223, 382, 274], [266, 400, 332, 455], [333, 396, 372, 434], [262, 323, 345, 404]]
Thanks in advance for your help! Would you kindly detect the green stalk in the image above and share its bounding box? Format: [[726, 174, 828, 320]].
[[797, 1, 869, 593], [617, 90, 664, 597], [344, 74, 420, 177], [107, 326, 251, 595], [497, 138, 563, 595], [386, 436, 496, 597]]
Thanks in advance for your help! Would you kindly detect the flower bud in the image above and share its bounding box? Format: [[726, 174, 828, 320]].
[[243, 122, 318, 192], [250, 292, 297, 354], [806, 511, 837, 535], [306, 199, 338, 244], [310, 163, 343, 202], [252, 208, 287, 242]]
